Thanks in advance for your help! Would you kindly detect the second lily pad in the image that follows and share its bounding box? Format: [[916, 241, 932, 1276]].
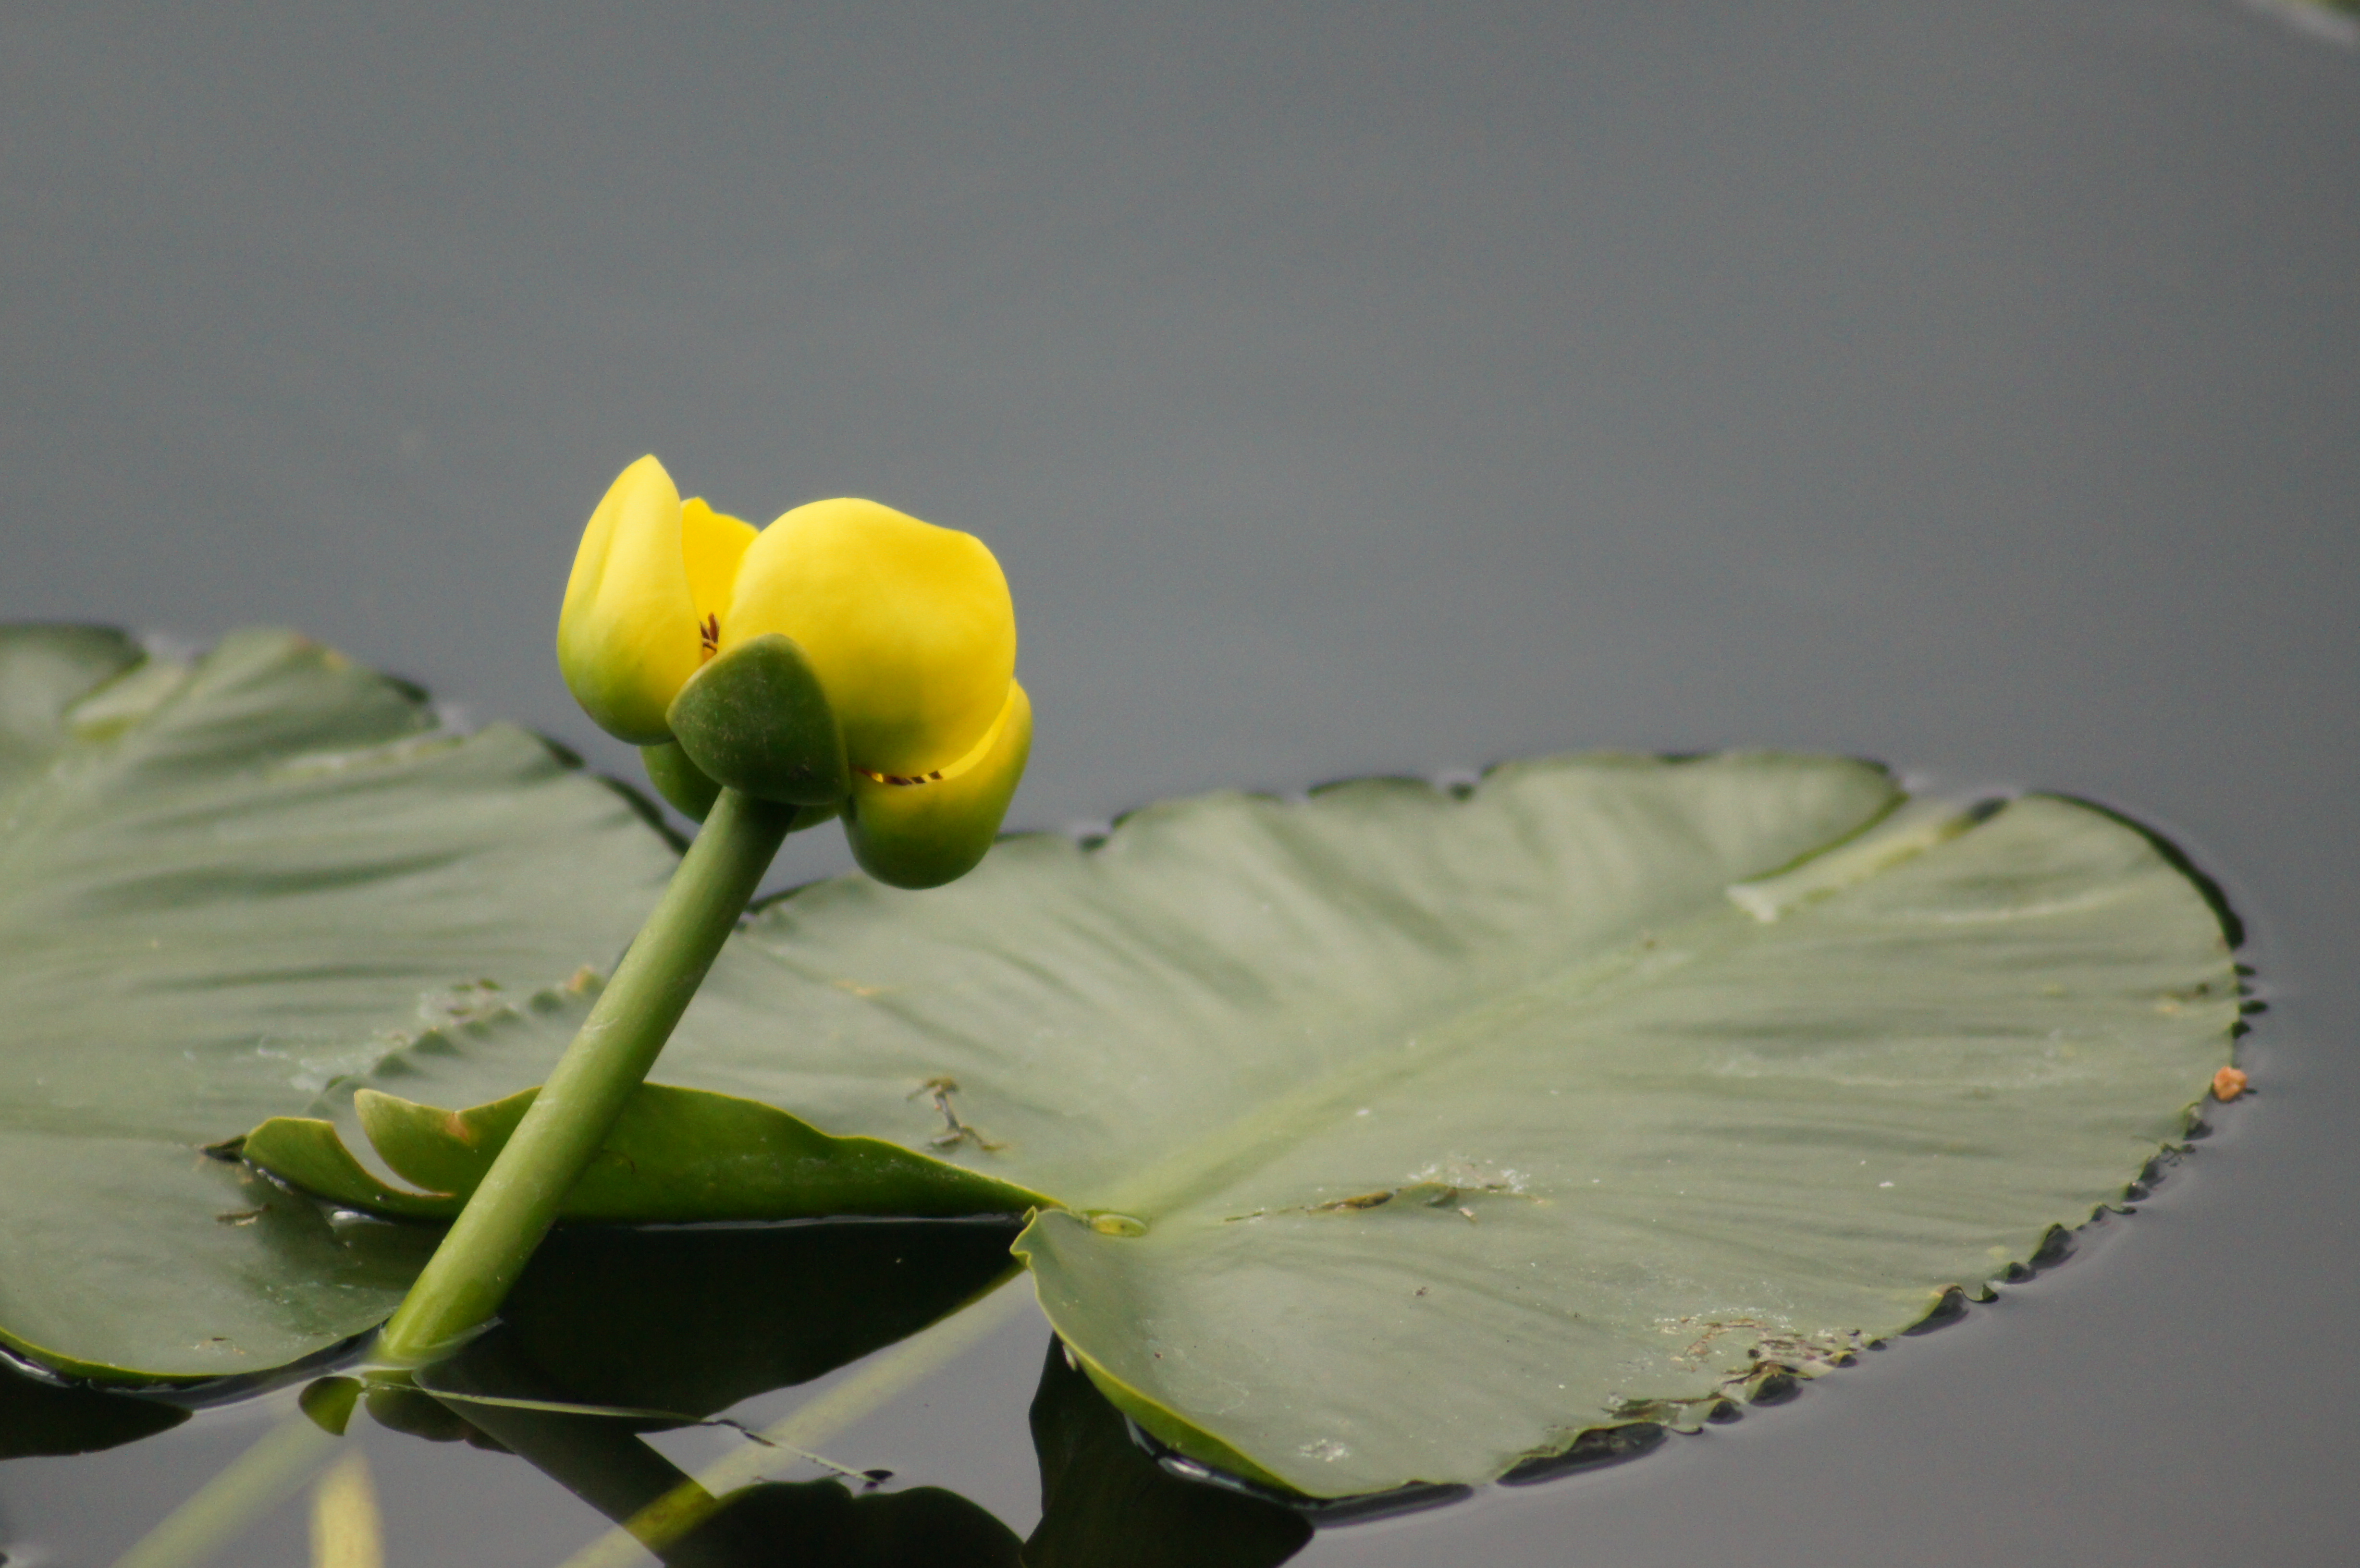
[[245, 750, 2237, 1497]]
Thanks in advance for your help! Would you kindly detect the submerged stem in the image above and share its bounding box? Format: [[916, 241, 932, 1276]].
[[378, 787, 795, 1362]]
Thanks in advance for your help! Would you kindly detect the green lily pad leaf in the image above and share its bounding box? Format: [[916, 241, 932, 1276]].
[[0, 625, 684, 1378], [1008, 784, 2235, 1495], [241, 750, 2236, 1497], [9, 625, 2231, 1491]]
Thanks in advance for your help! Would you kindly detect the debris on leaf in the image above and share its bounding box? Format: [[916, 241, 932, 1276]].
[[910, 1075, 1007, 1152]]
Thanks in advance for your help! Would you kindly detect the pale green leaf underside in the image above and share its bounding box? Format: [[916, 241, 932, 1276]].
[[254, 749, 2234, 1495], [0, 626, 681, 1377]]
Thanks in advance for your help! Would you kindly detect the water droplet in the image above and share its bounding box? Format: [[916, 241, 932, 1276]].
[[1090, 1212, 1148, 1237]]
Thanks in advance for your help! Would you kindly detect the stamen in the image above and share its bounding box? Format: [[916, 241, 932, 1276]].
[[851, 687, 1022, 793], [698, 613, 720, 662]]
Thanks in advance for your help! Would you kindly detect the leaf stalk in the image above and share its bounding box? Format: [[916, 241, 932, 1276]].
[[377, 787, 795, 1362]]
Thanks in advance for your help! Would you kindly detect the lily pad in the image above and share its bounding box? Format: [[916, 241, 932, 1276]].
[[0, 626, 2235, 1492], [255, 749, 2236, 1496], [0, 625, 680, 1378]]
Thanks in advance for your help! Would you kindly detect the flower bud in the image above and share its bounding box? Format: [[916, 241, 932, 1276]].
[[558, 457, 1028, 887]]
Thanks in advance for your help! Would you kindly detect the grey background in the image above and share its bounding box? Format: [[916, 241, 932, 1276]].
[[1, 0, 2353, 1562]]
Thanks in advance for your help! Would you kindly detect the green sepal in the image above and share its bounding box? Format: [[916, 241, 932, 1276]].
[[666, 634, 849, 806], [640, 741, 723, 821]]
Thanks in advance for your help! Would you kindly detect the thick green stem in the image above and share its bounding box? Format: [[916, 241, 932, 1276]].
[[378, 787, 795, 1362]]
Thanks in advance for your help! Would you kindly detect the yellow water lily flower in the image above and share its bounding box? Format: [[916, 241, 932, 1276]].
[[558, 455, 1030, 888]]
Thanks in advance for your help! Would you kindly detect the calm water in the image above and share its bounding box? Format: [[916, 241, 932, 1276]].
[[2, 1, 2355, 1562]]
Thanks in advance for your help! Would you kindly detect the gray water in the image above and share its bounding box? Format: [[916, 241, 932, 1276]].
[[1, 1, 2354, 1562]]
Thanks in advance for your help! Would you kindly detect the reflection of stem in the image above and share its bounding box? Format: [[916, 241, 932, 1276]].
[[553, 1277, 1031, 1568], [380, 788, 796, 1361], [424, 1348, 730, 1566], [111, 1409, 338, 1568]]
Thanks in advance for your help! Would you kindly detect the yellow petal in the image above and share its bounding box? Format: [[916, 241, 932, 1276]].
[[723, 498, 1016, 778], [557, 456, 702, 744], [678, 497, 757, 633], [847, 680, 1032, 889]]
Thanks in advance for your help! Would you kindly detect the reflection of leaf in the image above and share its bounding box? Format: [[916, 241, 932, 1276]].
[[0, 625, 678, 1378], [689, 1482, 1023, 1568], [1025, 1337, 1310, 1568], [369, 1224, 1025, 1565], [418, 1329, 1022, 1568], [406, 1263, 1303, 1568], [0, 1360, 186, 1458], [465, 1218, 1025, 1420]]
